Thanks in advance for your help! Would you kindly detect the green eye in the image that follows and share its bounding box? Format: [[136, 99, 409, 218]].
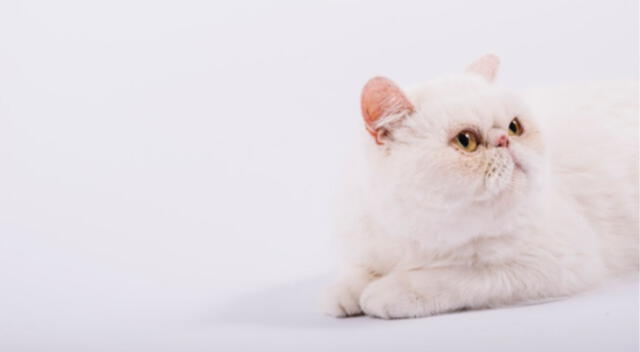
[[454, 130, 479, 152], [508, 117, 524, 136]]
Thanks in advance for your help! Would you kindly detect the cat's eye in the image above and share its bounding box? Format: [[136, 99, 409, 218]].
[[453, 130, 479, 152], [508, 117, 524, 136]]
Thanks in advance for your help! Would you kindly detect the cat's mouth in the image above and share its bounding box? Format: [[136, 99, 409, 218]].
[[509, 150, 526, 173], [480, 148, 530, 201], [513, 159, 524, 172]]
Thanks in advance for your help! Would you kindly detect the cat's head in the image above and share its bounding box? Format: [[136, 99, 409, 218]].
[[360, 55, 546, 213]]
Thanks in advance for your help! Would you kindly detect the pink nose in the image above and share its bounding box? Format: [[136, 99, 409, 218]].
[[496, 135, 509, 148]]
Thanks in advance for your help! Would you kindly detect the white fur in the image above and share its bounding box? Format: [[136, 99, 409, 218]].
[[323, 67, 639, 319]]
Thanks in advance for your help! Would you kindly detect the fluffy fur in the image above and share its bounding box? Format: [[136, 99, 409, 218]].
[[323, 55, 639, 319]]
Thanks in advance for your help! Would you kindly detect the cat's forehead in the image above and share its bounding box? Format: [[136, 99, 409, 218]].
[[406, 74, 517, 126], [407, 74, 499, 105]]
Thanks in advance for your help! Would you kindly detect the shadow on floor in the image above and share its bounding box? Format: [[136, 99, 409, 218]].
[[203, 276, 381, 329]]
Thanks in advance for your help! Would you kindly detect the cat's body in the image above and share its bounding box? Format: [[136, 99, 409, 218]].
[[323, 55, 638, 319]]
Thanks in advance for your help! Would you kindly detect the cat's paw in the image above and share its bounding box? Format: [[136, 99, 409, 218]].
[[321, 281, 364, 318], [359, 276, 430, 319]]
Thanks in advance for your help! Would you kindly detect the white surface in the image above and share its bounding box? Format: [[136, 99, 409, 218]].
[[0, 1, 637, 351]]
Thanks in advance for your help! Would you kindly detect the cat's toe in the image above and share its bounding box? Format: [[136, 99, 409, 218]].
[[359, 278, 425, 319], [321, 282, 363, 318]]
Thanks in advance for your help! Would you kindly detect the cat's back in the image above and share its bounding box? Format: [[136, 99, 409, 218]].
[[525, 81, 639, 274], [527, 81, 637, 177]]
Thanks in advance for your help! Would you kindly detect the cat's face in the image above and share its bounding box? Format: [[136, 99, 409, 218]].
[[361, 55, 546, 213]]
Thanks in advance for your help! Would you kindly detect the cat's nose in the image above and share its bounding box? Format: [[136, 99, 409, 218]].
[[495, 135, 510, 148]]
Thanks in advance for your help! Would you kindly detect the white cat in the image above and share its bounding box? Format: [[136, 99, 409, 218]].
[[323, 55, 639, 319]]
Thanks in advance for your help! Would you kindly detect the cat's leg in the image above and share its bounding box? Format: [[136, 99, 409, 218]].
[[359, 262, 601, 319], [322, 266, 379, 317]]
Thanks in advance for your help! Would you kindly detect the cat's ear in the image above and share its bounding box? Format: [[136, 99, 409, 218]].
[[465, 54, 500, 83], [361, 76, 414, 145]]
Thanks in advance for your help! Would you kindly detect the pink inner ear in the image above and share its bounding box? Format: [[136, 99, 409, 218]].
[[466, 54, 500, 82], [361, 77, 414, 144]]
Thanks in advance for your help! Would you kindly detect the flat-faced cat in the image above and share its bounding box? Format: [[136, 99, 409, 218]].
[[323, 55, 639, 319]]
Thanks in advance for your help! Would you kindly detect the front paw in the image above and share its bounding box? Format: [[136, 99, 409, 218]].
[[359, 276, 434, 319], [321, 281, 364, 318]]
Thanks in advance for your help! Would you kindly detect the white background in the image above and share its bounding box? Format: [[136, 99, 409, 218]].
[[0, 1, 637, 351]]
